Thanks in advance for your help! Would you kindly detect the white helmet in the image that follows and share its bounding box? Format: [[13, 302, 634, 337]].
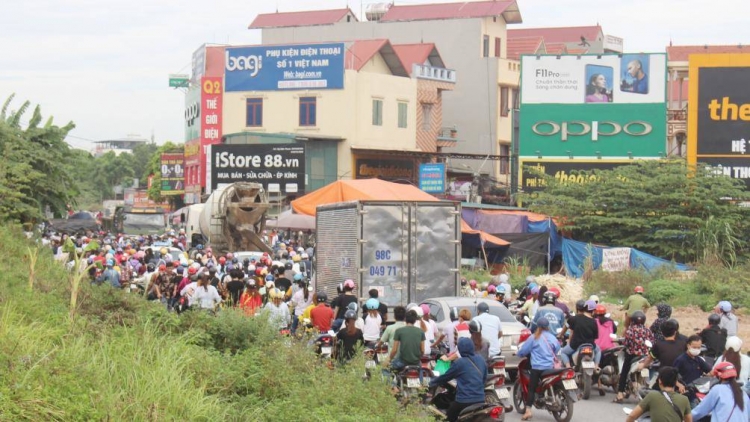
[[499, 274, 509, 283], [726, 336, 743, 352]]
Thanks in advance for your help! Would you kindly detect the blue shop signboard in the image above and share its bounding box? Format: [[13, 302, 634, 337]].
[[419, 163, 446, 193], [225, 43, 345, 92]]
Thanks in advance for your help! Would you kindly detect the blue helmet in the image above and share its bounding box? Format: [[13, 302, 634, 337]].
[[293, 273, 303, 281], [365, 298, 380, 310]]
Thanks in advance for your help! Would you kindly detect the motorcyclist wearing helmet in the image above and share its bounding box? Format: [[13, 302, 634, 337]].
[[429, 337, 487, 422], [517, 317, 560, 421], [364, 288, 388, 324], [468, 320, 490, 361], [495, 285, 510, 306], [263, 287, 291, 330], [335, 309, 364, 363], [472, 301, 503, 357], [460, 277, 470, 297], [560, 299, 600, 368], [290, 275, 313, 335], [691, 361, 750, 422], [517, 275, 536, 301], [547, 287, 570, 317], [593, 304, 618, 352], [386, 310, 427, 371], [531, 291, 565, 334], [715, 301, 739, 337], [310, 291, 334, 333], [615, 311, 654, 403], [362, 298, 383, 348], [621, 285, 650, 329], [273, 267, 292, 300], [496, 274, 512, 301], [701, 313, 728, 360], [467, 280, 479, 298], [331, 279, 357, 332], [518, 284, 540, 318]]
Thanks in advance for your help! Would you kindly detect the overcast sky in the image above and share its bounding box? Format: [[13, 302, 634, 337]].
[[1, 0, 747, 150]]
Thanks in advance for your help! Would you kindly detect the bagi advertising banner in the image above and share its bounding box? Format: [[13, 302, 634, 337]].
[[225, 43, 345, 92], [160, 153, 185, 195], [519, 54, 667, 158], [207, 144, 305, 194], [688, 54, 750, 188]]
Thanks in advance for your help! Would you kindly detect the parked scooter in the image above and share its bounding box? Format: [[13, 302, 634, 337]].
[[396, 365, 434, 405], [595, 340, 625, 395]]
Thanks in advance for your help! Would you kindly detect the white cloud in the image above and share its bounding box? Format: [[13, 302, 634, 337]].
[[1, 0, 748, 150]]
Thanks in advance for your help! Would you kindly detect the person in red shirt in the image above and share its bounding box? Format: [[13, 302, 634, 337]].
[[239, 280, 263, 316], [310, 291, 335, 333]]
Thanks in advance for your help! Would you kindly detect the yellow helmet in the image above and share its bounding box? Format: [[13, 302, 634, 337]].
[[269, 288, 283, 299], [160, 247, 168, 256]]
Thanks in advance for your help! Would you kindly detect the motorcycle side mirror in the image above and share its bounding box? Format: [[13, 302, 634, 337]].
[[645, 340, 653, 348]]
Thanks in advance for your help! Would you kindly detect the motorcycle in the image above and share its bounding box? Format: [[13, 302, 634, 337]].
[[313, 333, 334, 360], [429, 379, 506, 421], [486, 356, 513, 412], [622, 389, 651, 421], [687, 376, 718, 422], [513, 357, 577, 422], [396, 365, 434, 405], [595, 341, 625, 395], [571, 343, 596, 400], [363, 348, 378, 381]]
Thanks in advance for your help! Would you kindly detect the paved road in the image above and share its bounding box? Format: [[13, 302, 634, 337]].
[[501, 386, 638, 422]]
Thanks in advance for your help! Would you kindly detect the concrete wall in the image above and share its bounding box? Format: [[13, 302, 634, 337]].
[[259, 17, 518, 179], [222, 68, 417, 180]]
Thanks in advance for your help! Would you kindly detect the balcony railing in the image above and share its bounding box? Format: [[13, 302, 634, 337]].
[[437, 127, 459, 142], [413, 64, 457, 83], [668, 109, 687, 121]]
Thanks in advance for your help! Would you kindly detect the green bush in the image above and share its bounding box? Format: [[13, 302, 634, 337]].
[[0, 225, 428, 421], [647, 279, 687, 304], [584, 269, 654, 299]]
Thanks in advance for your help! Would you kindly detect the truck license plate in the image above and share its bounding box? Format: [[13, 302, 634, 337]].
[[582, 361, 596, 369], [407, 378, 421, 388], [563, 380, 577, 390], [321, 346, 332, 355], [496, 387, 510, 399]]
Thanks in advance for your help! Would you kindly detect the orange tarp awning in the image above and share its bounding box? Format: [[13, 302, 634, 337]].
[[477, 209, 557, 224], [461, 219, 510, 246], [291, 179, 438, 216]]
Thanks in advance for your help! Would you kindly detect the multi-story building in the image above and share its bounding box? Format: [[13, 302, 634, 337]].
[[507, 25, 623, 55], [185, 39, 455, 204], [665, 44, 747, 157], [251, 1, 523, 186], [92, 134, 151, 157]]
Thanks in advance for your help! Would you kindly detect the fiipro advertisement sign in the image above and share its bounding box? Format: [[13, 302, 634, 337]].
[[207, 144, 305, 194], [688, 54, 750, 188], [160, 153, 185, 196], [520, 54, 667, 158], [225, 43, 345, 92]]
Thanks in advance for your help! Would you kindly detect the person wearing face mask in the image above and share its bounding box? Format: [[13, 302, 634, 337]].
[[673, 334, 712, 402]]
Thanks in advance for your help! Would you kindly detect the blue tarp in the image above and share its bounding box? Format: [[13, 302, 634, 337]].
[[562, 238, 690, 279], [528, 219, 562, 258]]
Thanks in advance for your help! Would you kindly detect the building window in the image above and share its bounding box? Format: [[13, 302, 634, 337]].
[[512, 88, 520, 110], [299, 97, 316, 126], [500, 144, 510, 175], [482, 35, 490, 57], [372, 99, 383, 126], [494, 37, 501, 57], [421, 103, 433, 131], [397, 102, 408, 128], [500, 87, 509, 117], [246, 98, 263, 127]]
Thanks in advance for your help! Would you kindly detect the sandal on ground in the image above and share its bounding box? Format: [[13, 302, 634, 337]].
[[612, 396, 624, 404], [521, 413, 533, 421]]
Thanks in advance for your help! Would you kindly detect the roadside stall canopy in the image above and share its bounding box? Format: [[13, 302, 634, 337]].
[[291, 179, 438, 216], [290, 179, 509, 246]]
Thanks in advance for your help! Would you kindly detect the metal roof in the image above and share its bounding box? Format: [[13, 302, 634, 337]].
[[249, 8, 356, 29], [380, 1, 521, 24], [667, 44, 748, 61], [506, 36, 545, 60], [392, 43, 446, 74], [508, 25, 602, 45]]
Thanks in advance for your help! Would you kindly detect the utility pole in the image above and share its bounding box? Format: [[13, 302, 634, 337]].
[[509, 107, 520, 206]]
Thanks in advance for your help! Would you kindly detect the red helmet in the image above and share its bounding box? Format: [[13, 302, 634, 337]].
[[469, 280, 477, 288], [158, 264, 166, 271], [255, 268, 263, 276], [548, 287, 561, 298], [595, 304, 606, 315], [634, 286, 644, 293], [188, 267, 197, 275], [712, 362, 738, 380], [219, 257, 226, 264]]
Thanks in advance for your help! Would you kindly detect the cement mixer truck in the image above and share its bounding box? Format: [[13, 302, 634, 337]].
[[197, 182, 272, 253]]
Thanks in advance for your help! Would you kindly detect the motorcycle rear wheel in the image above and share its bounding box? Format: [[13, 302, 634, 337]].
[[513, 382, 526, 414], [551, 386, 574, 422]]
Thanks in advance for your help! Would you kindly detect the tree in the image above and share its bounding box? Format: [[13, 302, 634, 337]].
[[0, 94, 76, 222], [131, 142, 158, 184], [520, 159, 750, 264]]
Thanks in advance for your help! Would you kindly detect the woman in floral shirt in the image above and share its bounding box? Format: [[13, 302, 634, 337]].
[[615, 310, 654, 403]]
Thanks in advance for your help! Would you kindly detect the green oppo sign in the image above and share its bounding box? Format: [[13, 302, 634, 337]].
[[519, 103, 666, 158]]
